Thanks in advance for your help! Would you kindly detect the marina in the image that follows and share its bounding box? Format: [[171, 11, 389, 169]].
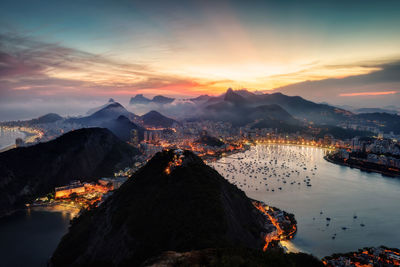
[[210, 144, 400, 258], [1, 143, 400, 265]]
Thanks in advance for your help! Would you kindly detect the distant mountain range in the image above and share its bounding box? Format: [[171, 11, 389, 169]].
[[200, 89, 303, 130], [3, 89, 400, 139], [28, 113, 64, 124], [355, 112, 400, 134], [67, 102, 178, 140], [0, 113, 64, 126], [1, 100, 179, 141], [67, 102, 137, 126], [140, 110, 178, 128], [0, 128, 140, 217], [86, 98, 116, 115], [198, 88, 400, 134], [66, 102, 144, 141], [130, 94, 175, 105], [129, 88, 353, 127], [122, 89, 400, 135], [354, 108, 398, 115]]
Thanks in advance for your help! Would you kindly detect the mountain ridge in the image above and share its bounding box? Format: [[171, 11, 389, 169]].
[[0, 128, 140, 217]]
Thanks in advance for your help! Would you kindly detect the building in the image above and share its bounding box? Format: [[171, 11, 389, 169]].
[[55, 180, 85, 198], [15, 137, 25, 147], [144, 131, 148, 142], [112, 177, 128, 190], [130, 129, 139, 146], [98, 177, 128, 190], [323, 134, 334, 146]]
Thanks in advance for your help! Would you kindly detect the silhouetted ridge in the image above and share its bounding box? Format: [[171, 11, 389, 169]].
[[224, 88, 246, 103], [30, 113, 63, 124], [50, 149, 268, 266], [140, 110, 177, 128], [0, 128, 140, 217], [152, 95, 175, 104], [69, 101, 135, 124], [129, 94, 151, 104]]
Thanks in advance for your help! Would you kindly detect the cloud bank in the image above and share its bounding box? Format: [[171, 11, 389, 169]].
[[272, 61, 400, 107]]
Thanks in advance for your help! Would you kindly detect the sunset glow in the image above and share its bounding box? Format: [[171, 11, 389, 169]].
[[339, 91, 398, 97], [0, 0, 399, 118]]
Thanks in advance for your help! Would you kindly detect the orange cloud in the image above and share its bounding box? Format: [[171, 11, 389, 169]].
[[339, 91, 398, 97]]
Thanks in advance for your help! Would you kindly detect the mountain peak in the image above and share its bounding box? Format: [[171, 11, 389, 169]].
[[141, 110, 177, 128], [224, 88, 246, 103], [145, 110, 162, 116], [103, 102, 123, 109], [130, 94, 151, 104], [152, 95, 175, 104], [32, 113, 63, 124]]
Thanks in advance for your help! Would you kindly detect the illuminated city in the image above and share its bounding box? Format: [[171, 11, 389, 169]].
[[1, 0, 400, 266]]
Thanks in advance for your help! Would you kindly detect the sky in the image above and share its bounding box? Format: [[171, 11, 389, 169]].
[[0, 0, 400, 119]]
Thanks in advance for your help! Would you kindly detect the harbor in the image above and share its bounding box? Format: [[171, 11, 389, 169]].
[[210, 144, 400, 258]]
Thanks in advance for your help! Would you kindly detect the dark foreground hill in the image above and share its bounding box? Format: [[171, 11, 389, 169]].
[[144, 248, 324, 267], [50, 149, 322, 267], [50, 150, 269, 266], [0, 128, 140, 217]]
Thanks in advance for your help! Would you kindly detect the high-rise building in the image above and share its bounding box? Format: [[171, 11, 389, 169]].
[[130, 129, 139, 146], [144, 131, 148, 142], [15, 137, 25, 147]]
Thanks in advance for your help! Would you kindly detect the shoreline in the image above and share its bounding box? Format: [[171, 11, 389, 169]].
[[0, 128, 40, 153], [0, 143, 16, 153], [0, 128, 26, 152], [324, 155, 400, 178], [0, 203, 80, 220], [204, 142, 333, 164]]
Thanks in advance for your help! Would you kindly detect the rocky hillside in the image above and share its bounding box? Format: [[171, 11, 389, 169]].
[[144, 248, 324, 267], [140, 110, 177, 128], [101, 115, 145, 142], [50, 150, 270, 266], [195, 135, 225, 147], [0, 128, 140, 217]]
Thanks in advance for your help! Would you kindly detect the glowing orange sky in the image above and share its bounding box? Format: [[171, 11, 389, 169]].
[[339, 91, 398, 97], [1, 0, 400, 103]]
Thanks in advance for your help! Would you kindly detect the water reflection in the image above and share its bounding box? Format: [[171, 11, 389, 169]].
[[0, 209, 73, 266], [211, 144, 400, 258]]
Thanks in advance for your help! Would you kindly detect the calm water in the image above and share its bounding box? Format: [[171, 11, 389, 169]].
[[1, 144, 399, 265], [210, 144, 400, 258], [0, 128, 25, 150], [0, 209, 73, 267]]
